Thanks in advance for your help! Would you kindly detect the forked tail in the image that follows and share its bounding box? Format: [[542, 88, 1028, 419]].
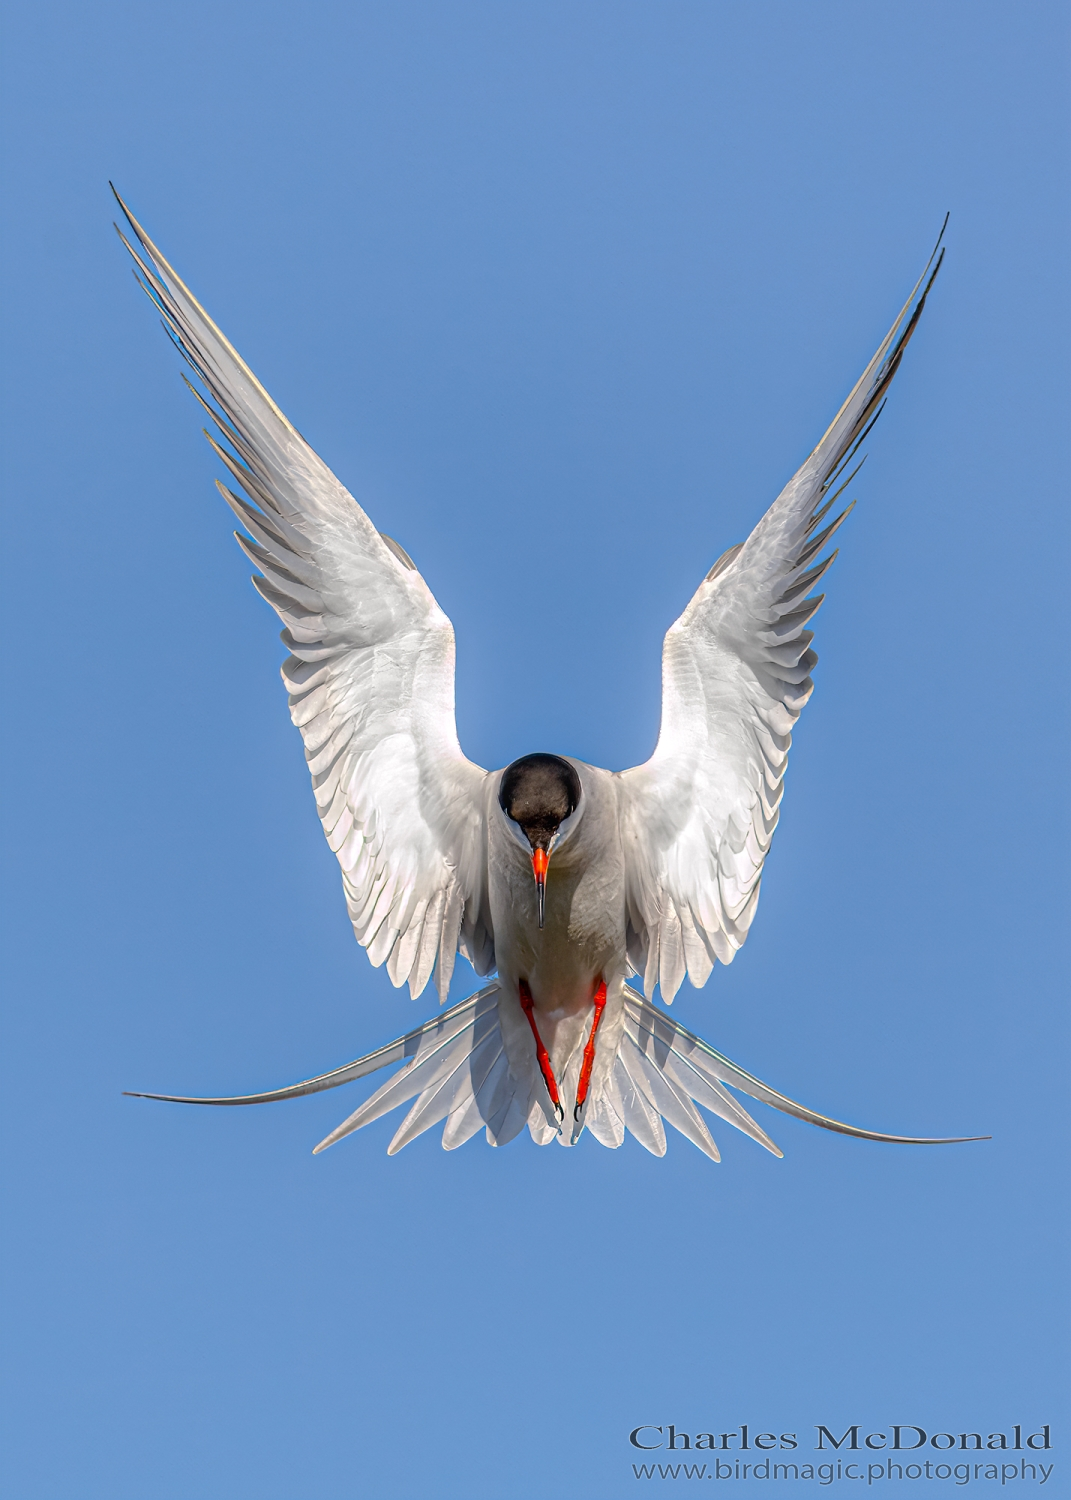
[[125, 985, 988, 1159]]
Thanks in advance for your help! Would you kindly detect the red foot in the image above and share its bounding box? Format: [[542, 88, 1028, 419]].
[[518, 979, 563, 1123], [574, 980, 607, 1120]]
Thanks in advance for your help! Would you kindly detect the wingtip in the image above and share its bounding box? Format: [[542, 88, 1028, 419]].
[[109, 181, 138, 237], [920, 213, 950, 282], [923, 245, 946, 299]]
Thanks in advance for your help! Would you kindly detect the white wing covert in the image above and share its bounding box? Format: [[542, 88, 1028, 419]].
[[115, 192, 494, 1000], [619, 229, 946, 1002]]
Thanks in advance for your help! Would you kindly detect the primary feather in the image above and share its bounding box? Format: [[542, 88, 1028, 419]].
[[116, 195, 983, 1159], [114, 191, 494, 1002], [618, 231, 945, 1000]]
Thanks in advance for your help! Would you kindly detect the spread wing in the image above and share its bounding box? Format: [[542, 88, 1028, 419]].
[[619, 225, 946, 1001], [115, 190, 494, 1000]]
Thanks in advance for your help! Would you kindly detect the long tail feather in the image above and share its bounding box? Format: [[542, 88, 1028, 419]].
[[386, 1029, 502, 1156], [122, 986, 496, 1107], [623, 988, 988, 1146], [619, 1033, 720, 1161], [442, 1049, 510, 1151], [626, 1004, 780, 1155], [124, 981, 988, 1157], [312, 994, 500, 1153]]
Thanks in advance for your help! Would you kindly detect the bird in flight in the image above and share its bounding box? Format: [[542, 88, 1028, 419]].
[[117, 191, 983, 1161]]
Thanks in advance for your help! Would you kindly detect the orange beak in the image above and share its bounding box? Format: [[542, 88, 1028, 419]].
[[532, 847, 549, 928]]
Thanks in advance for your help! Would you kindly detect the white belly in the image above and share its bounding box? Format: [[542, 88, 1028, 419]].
[[487, 762, 627, 1083]]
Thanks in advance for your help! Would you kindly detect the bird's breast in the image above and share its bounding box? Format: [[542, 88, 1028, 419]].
[[487, 763, 626, 1067]]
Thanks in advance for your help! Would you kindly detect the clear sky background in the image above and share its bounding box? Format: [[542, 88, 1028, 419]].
[[1, 4, 1067, 1498]]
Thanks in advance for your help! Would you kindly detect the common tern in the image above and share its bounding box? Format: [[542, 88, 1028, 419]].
[[117, 192, 984, 1160]]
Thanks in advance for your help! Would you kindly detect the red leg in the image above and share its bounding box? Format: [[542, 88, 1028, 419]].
[[574, 980, 607, 1120], [518, 979, 563, 1124]]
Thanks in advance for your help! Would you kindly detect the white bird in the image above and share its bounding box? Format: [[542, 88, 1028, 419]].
[[118, 192, 983, 1160]]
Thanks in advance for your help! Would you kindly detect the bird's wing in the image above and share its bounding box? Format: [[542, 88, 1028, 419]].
[[115, 190, 494, 1000], [618, 227, 945, 1001]]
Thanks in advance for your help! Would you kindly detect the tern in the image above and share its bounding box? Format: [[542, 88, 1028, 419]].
[[117, 192, 984, 1160]]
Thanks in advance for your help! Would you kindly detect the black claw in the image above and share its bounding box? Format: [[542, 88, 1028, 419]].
[[554, 1101, 564, 1122], [573, 1102, 583, 1122]]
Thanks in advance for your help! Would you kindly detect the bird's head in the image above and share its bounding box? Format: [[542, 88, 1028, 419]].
[[498, 753, 582, 928]]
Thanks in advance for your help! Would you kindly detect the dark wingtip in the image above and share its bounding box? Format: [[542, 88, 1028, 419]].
[[922, 212, 950, 276], [109, 181, 131, 223]]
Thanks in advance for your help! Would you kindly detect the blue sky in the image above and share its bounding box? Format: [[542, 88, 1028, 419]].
[[1, 3, 1067, 1497]]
